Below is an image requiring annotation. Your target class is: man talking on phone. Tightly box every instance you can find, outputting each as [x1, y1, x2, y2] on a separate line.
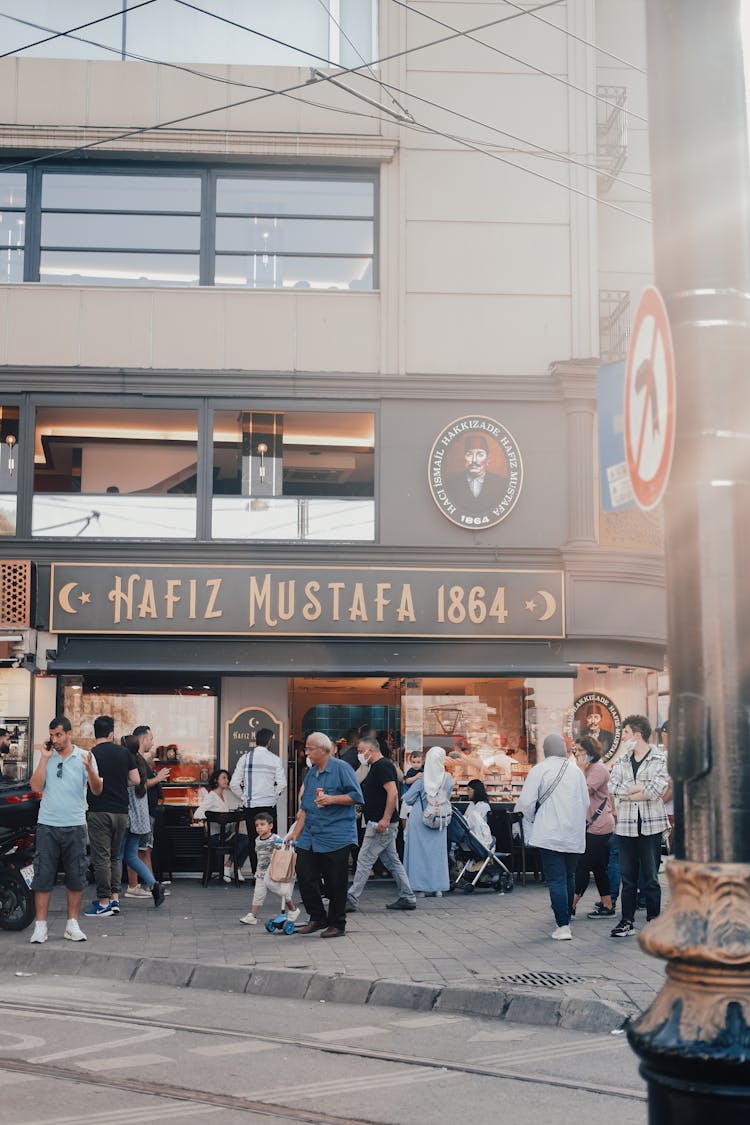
[29, 716, 103, 944]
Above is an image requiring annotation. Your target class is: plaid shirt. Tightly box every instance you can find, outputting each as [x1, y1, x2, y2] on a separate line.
[609, 746, 670, 838]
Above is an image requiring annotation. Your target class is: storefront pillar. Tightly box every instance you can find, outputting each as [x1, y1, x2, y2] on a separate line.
[553, 361, 598, 545]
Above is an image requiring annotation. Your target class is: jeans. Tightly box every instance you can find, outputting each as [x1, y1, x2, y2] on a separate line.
[296, 845, 350, 931]
[539, 848, 578, 928]
[347, 823, 415, 903]
[607, 834, 621, 905]
[618, 833, 662, 922]
[119, 830, 155, 889]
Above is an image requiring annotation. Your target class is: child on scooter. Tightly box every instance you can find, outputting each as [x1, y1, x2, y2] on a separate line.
[239, 812, 299, 927]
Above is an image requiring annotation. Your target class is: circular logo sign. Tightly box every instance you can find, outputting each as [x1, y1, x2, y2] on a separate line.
[567, 692, 622, 764]
[428, 415, 523, 529]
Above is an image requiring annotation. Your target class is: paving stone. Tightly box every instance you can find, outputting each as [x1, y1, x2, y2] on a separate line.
[246, 968, 313, 998]
[369, 980, 440, 1011]
[436, 985, 511, 1019]
[304, 973, 373, 1004]
[190, 964, 252, 993]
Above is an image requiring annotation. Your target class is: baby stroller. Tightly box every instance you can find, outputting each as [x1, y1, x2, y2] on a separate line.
[447, 807, 514, 894]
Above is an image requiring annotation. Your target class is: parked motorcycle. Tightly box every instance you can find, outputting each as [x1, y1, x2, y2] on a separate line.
[0, 784, 39, 932]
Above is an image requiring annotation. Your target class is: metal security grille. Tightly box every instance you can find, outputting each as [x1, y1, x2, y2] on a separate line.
[496, 971, 586, 988]
[0, 560, 31, 628]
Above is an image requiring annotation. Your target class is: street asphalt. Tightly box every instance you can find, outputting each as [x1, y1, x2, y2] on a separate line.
[3, 870, 669, 1033]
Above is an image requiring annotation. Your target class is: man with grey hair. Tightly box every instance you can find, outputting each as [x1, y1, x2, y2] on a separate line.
[514, 733, 588, 941]
[287, 731, 362, 938]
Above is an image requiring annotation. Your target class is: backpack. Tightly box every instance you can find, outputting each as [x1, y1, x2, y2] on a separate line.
[421, 790, 453, 831]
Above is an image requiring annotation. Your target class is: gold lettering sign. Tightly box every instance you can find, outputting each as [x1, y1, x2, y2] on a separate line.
[50, 564, 565, 639]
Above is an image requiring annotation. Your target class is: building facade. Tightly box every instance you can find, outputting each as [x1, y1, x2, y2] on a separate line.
[0, 1, 662, 819]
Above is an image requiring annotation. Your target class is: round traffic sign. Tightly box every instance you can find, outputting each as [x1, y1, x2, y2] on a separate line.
[624, 286, 676, 510]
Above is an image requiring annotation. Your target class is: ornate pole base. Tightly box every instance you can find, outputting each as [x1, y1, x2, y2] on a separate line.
[627, 859, 750, 1124]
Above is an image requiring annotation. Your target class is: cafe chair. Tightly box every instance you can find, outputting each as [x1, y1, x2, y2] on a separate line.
[202, 810, 244, 887]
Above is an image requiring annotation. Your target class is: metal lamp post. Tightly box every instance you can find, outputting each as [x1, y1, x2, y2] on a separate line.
[627, 2, 750, 1119]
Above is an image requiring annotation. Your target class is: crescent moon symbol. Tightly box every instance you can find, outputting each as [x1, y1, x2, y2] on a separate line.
[58, 582, 79, 615]
[537, 590, 557, 622]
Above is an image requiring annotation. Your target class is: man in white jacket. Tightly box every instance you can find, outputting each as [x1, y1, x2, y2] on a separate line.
[230, 728, 287, 877]
[515, 733, 589, 941]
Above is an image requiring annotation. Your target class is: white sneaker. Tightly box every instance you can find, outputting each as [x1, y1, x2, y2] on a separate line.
[551, 925, 573, 941]
[224, 868, 246, 883]
[125, 885, 152, 899]
[285, 907, 301, 923]
[64, 919, 87, 942]
[30, 921, 48, 944]
[239, 912, 258, 925]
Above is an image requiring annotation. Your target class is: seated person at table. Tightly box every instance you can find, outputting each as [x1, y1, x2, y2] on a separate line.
[193, 769, 249, 882]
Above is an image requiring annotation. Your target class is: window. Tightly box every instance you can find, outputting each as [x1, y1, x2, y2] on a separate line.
[0, 175, 25, 283]
[1, 165, 377, 290]
[212, 410, 375, 540]
[32, 406, 199, 538]
[0, 1, 377, 68]
[40, 173, 201, 287]
[0, 406, 20, 535]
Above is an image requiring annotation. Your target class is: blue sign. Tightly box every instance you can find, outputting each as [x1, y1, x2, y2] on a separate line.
[597, 360, 634, 511]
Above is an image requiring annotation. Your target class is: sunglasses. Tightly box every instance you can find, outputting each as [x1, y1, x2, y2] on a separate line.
[56, 760, 64, 779]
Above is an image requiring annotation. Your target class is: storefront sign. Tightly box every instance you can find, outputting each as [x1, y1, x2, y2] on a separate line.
[428, 415, 523, 529]
[50, 563, 564, 639]
[568, 692, 622, 762]
[225, 707, 282, 776]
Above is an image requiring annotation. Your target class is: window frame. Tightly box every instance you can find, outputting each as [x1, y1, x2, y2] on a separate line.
[2, 161, 379, 290]
[14, 393, 379, 544]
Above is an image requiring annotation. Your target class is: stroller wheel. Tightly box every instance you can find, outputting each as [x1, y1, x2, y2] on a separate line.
[462, 883, 475, 894]
[499, 874, 514, 893]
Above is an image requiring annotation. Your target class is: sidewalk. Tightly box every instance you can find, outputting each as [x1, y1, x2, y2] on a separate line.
[4, 874, 669, 1033]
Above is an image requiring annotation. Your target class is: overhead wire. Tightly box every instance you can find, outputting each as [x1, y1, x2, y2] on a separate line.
[0, 0, 157, 61]
[497, 0, 647, 74]
[312, 0, 410, 117]
[389, 0, 648, 125]
[0, 0, 649, 217]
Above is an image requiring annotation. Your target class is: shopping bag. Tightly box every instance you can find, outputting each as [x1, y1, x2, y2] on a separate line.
[268, 845, 297, 883]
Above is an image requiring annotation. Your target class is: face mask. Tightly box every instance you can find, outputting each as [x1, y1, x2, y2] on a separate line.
[305, 756, 312, 769]
[357, 753, 368, 767]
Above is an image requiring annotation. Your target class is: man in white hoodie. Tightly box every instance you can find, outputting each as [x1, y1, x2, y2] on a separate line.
[515, 733, 589, 941]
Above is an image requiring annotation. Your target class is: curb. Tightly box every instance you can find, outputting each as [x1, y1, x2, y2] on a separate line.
[10, 946, 632, 1033]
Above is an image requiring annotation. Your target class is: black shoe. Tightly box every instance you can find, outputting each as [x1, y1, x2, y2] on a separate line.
[587, 903, 615, 918]
[611, 919, 635, 937]
[386, 897, 417, 911]
[320, 926, 345, 939]
[151, 881, 165, 907]
[297, 920, 326, 934]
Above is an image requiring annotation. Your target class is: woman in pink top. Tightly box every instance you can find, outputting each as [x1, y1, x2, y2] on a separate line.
[572, 736, 616, 919]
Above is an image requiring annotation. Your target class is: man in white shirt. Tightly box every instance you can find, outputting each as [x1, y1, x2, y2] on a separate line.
[515, 733, 589, 942]
[230, 727, 286, 876]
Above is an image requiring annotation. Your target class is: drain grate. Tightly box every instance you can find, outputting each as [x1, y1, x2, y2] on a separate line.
[495, 971, 586, 988]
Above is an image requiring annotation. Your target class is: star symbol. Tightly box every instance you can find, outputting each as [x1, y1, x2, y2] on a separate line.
[78, 591, 91, 605]
[524, 599, 537, 613]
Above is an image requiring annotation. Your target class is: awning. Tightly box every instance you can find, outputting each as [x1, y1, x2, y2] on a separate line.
[48, 637, 577, 677]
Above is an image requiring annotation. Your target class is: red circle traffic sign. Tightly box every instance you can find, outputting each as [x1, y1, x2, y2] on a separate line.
[624, 286, 676, 511]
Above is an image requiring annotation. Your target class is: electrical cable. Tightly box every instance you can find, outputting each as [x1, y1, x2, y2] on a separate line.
[0, 0, 157, 61]
[0, 0, 648, 217]
[497, 0, 646, 75]
[389, 0, 648, 125]
[312, 0, 409, 117]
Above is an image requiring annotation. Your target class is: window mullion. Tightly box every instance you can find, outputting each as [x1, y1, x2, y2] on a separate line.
[200, 170, 216, 287]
